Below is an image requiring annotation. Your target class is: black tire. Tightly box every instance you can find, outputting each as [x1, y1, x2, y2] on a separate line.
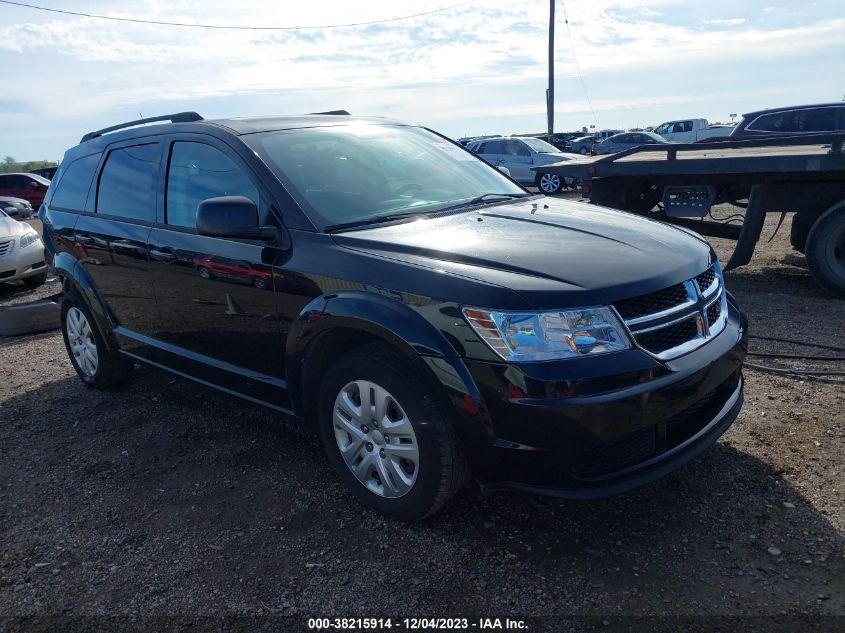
[23, 272, 48, 288]
[578, 147, 588, 155]
[61, 291, 134, 389]
[317, 342, 470, 521]
[805, 201, 845, 298]
[197, 266, 213, 280]
[251, 276, 267, 289]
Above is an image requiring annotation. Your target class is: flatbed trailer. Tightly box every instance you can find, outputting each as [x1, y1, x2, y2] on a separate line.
[534, 133, 845, 296]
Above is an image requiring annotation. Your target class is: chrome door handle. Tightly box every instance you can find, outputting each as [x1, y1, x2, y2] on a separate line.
[149, 249, 176, 262]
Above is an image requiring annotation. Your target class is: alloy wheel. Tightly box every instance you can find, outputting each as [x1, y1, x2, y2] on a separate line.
[539, 173, 561, 193]
[66, 307, 98, 377]
[332, 380, 420, 498]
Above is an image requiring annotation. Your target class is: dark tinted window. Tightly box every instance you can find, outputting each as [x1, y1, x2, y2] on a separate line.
[166, 142, 258, 228]
[749, 111, 792, 132]
[484, 140, 505, 154]
[97, 143, 159, 221]
[0, 174, 28, 189]
[51, 154, 100, 211]
[791, 108, 838, 132]
[504, 140, 530, 156]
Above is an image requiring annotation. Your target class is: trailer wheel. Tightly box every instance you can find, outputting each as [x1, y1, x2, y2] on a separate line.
[805, 200, 845, 298]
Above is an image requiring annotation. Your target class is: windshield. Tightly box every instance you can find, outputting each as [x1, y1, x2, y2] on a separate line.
[521, 137, 560, 154]
[249, 124, 526, 229]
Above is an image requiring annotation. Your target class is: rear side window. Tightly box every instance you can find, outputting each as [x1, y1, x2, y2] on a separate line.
[0, 174, 27, 189]
[484, 140, 505, 154]
[97, 143, 159, 222]
[749, 111, 792, 132]
[166, 142, 259, 228]
[790, 107, 838, 133]
[51, 154, 100, 211]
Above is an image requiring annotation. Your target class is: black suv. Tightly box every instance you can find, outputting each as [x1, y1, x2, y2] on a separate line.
[41, 112, 747, 520]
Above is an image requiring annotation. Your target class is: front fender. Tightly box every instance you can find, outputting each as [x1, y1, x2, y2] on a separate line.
[284, 291, 465, 417]
[287, 290, 461, 362]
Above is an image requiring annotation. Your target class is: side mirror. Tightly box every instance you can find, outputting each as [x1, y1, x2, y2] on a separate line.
[196, 196, 277, 241]
[30, 181, 40, 189]
[496, 165, 511, 176]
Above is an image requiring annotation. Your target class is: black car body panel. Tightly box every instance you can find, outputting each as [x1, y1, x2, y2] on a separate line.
[41, 114, 748, 500]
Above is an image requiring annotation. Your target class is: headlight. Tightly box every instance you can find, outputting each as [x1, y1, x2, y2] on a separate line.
[463, 306, 631, 361]
[20, 231, 41, 249]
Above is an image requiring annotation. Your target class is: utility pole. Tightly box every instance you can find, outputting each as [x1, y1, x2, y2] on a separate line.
[547, 0, 555, 138]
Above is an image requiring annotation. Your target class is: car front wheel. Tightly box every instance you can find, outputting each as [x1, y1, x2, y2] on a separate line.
[317, 342, 469, 521]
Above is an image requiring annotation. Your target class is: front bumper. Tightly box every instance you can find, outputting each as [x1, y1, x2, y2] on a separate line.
[0, 243, 47, 283]
[433, 296, 747, 498]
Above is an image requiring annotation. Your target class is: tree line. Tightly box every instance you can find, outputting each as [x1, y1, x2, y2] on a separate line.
[2, 156, 58, 174]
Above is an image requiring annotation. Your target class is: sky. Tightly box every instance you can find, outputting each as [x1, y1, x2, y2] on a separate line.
[0, 0, 843, 161]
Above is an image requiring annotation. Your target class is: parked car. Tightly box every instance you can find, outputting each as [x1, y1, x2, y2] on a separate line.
[0, 209, 48, 287]
[0, 196, 34, 219]
[0, 172, 50, 208]
[569, 135, 597, 155]
[729, 103, 845, 139]
[653, 119, 733, 143]
[594, 132, 673, 155]
[43, 111, 747, 521]
[467, 136, 578, 193]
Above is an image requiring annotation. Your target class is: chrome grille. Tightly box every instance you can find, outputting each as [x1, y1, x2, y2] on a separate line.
[0, 239, 13, 258]
[614, 283, 689, 320]
[613, 263, 727, 361]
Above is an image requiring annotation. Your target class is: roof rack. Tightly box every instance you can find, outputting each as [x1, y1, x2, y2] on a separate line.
[80, 111, 204, 143]
[308, 110, 350, 115]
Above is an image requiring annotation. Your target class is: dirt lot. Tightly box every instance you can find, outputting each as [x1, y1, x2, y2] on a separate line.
[1, 209, 843, 630]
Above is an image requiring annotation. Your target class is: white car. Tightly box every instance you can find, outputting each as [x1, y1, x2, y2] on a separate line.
[468, 136, 579, 194]
[0, 210, 48, 287]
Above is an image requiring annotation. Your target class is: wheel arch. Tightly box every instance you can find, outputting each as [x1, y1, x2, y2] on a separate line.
[52, 252, 118, 350]
[285, 291, 463, 421]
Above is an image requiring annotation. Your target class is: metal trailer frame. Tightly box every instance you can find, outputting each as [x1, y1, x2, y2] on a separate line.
[534, 132, 845, 294]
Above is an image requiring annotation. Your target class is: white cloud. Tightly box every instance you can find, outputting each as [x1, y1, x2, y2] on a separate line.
[0, 0, 843, 156]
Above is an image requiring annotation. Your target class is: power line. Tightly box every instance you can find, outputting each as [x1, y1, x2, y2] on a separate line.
[559, 0, 599, 128]
[0, 0, 474, 30]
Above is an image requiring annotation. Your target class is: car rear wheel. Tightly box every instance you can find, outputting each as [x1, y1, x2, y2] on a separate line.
[537, 173, 563, 194]
[317, 342, 469, 521]
[578, 147, 588, 155]
[251, 276, 267, 289]
[61, 292, 133, 388]
[197, 266, 213, 280]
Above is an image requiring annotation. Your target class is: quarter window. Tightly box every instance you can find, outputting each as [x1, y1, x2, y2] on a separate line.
[97, 143, 159, 222]
[51, 154, 100, 211]
[166, 142, 258, 228]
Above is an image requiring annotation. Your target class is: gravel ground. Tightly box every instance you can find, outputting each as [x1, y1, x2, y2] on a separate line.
[0, 208, 843, 630]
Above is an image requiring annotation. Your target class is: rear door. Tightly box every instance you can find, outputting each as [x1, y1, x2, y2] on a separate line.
[73, 140, 162, 350]
[146, 135, 287, 407]
[501, 139, 533, 182]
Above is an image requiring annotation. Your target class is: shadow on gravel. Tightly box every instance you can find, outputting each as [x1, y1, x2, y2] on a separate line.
[1, 366, 843, 617]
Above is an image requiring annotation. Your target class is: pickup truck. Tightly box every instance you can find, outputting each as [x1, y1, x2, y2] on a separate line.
[653, 119, 734, 143]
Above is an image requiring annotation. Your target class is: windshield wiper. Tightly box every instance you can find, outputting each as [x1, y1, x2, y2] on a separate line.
[435, 192, 534, 214]
[325, 210, 437, 232]
[325, 194, 533, 232]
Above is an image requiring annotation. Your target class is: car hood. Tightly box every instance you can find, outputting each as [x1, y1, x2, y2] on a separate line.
[0, 216, 30, 237]
[332, 197, 713, 309]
